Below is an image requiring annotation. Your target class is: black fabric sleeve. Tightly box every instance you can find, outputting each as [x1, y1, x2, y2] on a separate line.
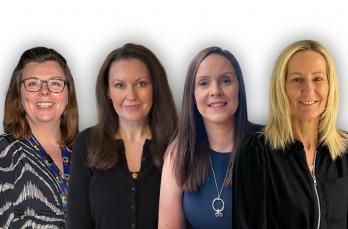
[0, 135, 15, 228]
[232, 134, 267, 229]
[67, 128, 94, 229]
[248, 123, 265, 133]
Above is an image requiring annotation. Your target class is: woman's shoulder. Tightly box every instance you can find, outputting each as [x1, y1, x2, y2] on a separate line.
[0, 133, 24, 163]
[236, 131, 268, 162]
[72, 126, 96, 158]
[248, 122, 265, 133]
[240, 131, 266, 148]
[77, 126, 94, 140]
[73, 126, 95, 147]
[0, 133, 20, 151]
[336, 129, 348, 158]
[163, 138, 178, 161]
[0, 133, 16, 143]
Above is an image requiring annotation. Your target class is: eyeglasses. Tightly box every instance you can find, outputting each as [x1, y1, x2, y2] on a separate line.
[21, 77, 69, 93]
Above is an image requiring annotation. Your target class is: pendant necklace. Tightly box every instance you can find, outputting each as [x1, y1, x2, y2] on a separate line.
[131, 171, 139, 180]
[210, 156, 228, 218]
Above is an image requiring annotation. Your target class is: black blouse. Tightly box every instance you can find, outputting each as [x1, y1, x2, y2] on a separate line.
[67, 128, 161, 229]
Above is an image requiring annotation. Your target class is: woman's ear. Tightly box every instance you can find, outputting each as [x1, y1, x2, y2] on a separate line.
[107, 89, 112, 103]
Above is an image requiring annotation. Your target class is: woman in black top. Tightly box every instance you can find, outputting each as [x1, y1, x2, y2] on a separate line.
[67, 43, 178, 229]
[233, 40, 348, 229]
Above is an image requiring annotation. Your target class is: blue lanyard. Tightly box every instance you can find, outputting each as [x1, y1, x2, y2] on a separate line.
[28, 136, 70, 213]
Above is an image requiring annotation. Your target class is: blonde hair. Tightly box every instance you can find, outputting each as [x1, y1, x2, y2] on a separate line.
[265, 40, 348, 159]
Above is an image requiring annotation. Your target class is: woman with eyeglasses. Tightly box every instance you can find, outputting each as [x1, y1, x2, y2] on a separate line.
[0, 47, 79, 228]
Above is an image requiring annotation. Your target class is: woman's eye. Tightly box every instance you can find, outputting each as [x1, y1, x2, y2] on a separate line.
[198, 80, 208, 88]
[28, 82, 38, 86]
[221, 78, 232, 85]
[291, 78, 303, 83]
[51, 81, 62, 86]
[114, 83, 125, 89]
[314, 76, 324, 82]
[136, 81, 148, 87]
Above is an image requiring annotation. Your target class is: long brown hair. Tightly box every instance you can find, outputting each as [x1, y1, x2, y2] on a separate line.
[88, 43, 178, 170]
[173, 47, 255, 190]
[3, 47, 79, 147]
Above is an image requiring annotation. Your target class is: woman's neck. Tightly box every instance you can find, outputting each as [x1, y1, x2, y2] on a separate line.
[29, 120, 61, 146]
[117, 119, 151, 141]
[292, 118, 319, 153]
[204, 119, 235, 153]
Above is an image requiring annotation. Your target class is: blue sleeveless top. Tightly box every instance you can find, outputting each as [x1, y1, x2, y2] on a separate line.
[183, 150, 232, 229]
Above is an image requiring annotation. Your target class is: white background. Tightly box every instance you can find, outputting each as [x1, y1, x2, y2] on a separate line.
[1, 0, 348, 133]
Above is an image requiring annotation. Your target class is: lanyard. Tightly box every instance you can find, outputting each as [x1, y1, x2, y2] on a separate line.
[28, 136, 70, 213]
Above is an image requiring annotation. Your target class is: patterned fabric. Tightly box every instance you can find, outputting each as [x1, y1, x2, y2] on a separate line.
[0, 134, 70, 229]
[29, 136, 70, 212]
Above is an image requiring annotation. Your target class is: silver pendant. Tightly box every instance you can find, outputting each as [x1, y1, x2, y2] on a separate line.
[212, 197, 224, 218]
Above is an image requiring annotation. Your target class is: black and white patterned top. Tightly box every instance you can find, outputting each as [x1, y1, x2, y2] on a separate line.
[0, 133, 69, 229]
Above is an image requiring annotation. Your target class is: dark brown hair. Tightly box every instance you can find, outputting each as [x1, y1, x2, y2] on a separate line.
[88, 43, 178, 169]
[173, 47, 255, 190]
[3, 47, 79, 147]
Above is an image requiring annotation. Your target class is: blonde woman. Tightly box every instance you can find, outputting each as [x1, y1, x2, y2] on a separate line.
[233, 40, 348, 229]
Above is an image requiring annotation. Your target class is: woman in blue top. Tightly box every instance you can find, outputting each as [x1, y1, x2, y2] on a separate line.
[159, 47, 262, 228]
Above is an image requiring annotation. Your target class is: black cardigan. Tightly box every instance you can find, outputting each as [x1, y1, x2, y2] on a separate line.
[233, 132, 348, 229]
[67, 128, 161, 229]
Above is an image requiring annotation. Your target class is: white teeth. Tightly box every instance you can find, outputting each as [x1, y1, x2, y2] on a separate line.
[36, 102, 54, 108]
[300, 101, 316, 105]
[209, 102, 226, 108]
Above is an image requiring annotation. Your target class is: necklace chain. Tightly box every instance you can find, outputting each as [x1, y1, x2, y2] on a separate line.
[210, 156, 229, 218]
[210, 157, 228, 198]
